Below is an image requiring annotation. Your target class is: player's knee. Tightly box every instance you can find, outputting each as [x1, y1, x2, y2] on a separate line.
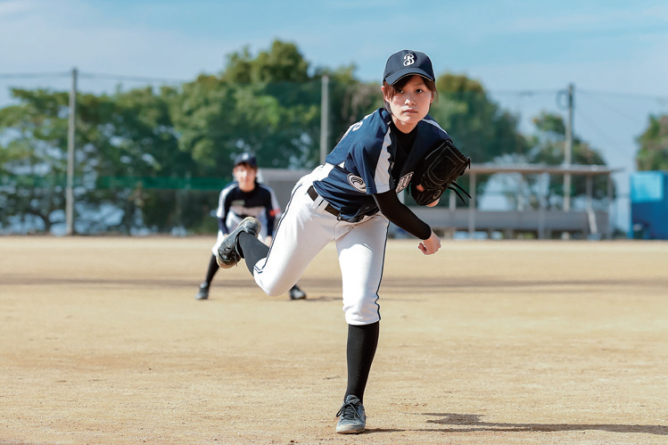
[255, 275, 292, 297]
[343, 298, 380, 325]
[252, 258, 301, 297]
[265, 285, 288, 297]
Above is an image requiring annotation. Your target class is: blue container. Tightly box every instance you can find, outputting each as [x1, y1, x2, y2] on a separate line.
[630, 171, 668, 239]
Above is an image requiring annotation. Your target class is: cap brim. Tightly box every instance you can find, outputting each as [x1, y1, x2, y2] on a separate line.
[385, 68, 434, 85]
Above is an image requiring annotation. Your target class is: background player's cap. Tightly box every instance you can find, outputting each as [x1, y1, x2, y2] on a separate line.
[234, 153, 257, 168]
[383, 50, 435, 85]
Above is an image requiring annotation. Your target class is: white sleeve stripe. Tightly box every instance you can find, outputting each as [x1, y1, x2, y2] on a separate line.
[373, 129, 392, 194]
[215, 184, 236, 218]
[423, 117, 448, 135]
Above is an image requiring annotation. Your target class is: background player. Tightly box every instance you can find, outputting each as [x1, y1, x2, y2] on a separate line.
[215, 50, 452, 434]
[195, 153, 307, 301]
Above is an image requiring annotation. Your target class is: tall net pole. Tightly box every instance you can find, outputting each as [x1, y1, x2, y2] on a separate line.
[563, 83, 574, 212]
[319, 75, 329, 165]
[66, 68, 77, 235]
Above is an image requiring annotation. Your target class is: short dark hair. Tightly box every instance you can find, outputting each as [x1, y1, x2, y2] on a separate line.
[383, 75, 438, 101]
[233, 162, 257, 171]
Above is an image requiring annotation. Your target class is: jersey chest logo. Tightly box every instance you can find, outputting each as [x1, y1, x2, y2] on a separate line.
[347, 174, 367, 193]
[396, 172, 413, 193]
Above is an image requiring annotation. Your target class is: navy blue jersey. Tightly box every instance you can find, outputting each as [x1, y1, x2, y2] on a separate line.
[216, 181, 280, 236]
[313, 107, 451, 221]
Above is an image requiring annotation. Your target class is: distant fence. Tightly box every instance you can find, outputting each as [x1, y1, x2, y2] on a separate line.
[0, 164, 620, 238]
[261, 164, 620, 240]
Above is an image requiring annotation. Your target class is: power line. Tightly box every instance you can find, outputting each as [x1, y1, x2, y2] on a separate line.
[576, 107, 637, 160]
[0, 71, 188, 84]
[0, 72, 70, 79]
[2, 72, 661, 104]
[80, 72, 188, 84]
[489, 89, 560, 96]
[578, 90, 653, 127]
[579, 88, 668, 103]
[1, 72, 667, 102]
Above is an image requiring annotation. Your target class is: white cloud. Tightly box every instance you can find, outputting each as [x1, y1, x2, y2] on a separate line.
[501, 8, 666, 34]
[322, 0, 399, 9]
[0, 0, 37, 17]
[428, 3, 668, 43]
[0, 0, 240, 78]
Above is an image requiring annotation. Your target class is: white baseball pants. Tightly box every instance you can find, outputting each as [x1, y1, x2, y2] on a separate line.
[252, 168, 389, 325]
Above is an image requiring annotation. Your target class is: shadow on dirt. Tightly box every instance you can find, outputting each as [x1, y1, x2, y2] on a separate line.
[415, 413, 668, 435]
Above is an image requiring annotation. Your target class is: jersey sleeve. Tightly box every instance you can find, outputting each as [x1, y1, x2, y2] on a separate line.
[363, 130, 392, 195]
[339, 111, 393, 196]
[216, 185, 234, 234]
[264, 186, 281, 236]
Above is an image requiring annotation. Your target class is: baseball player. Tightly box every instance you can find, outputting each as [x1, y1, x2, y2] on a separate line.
[194, 153, 307, 301]
[216, 50, 462, 434]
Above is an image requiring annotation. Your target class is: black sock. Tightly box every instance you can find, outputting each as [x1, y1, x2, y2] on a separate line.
[238, 232, 270, 276]
[345, 322, 379, 404]
[204, 254, 219, 285]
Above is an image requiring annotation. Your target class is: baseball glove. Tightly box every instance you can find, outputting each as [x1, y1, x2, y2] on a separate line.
[410, 139, 471, 206]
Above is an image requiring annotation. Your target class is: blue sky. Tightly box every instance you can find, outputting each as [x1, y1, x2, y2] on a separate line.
[2, 0, 667, 88]
[1, 0, 667, 230]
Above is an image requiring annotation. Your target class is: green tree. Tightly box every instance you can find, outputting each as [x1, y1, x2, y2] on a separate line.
[430, 73, 529, 163]
[5, 41, 605, 234]
[0, 89, 70, 232]
[173, 40, 322, 172]
[0, 86, 202, 234]
[636, 115, 668, 171]
[83, 85, 200, 233]
[528, 112, 607, 167]
[522, 111, 610, 209]
[312, 64, 384, 152]
[408, 73, 529, 207]
[222, 40, 310, 84]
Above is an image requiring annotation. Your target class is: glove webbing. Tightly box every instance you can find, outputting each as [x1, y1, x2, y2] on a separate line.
[447, 181, 471, 204]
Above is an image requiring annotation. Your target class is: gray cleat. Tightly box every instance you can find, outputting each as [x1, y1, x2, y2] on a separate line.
[195, 282, 209, 300]
[289, 285, 307, 300]
[336, 395, 366, 434]
[216, 217, 261, 269]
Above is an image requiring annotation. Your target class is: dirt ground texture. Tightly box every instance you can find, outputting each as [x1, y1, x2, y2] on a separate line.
[1, 237, 667, 445]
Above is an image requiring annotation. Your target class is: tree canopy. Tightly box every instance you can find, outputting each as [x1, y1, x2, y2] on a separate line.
[636, 115, 668, 171]
[0, 39, 613, 234]
[521, 111, 611, 208]
[431, 73, 529, 163]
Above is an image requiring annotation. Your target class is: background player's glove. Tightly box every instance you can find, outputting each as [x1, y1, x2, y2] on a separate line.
[410, 139, 472, 206]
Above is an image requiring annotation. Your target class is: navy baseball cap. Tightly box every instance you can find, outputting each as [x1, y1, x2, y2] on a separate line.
[234, 153, 257, 167]
[383, 50, 435, 85]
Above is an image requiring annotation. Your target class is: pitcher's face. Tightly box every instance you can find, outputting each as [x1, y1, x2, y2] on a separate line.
[382, 75, 434, 133]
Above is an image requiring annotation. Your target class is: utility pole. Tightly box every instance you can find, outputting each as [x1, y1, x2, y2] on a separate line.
[319, 75, 329, 165]
[65, 67, 77, 235]
[563, 83, 574, 212]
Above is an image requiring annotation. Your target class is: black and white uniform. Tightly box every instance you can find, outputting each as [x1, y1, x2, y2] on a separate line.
[211, 181, 281, 256]
[251, 107, 451, 325]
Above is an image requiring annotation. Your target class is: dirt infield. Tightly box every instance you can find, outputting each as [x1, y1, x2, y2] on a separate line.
[1, 237, 667, 445]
